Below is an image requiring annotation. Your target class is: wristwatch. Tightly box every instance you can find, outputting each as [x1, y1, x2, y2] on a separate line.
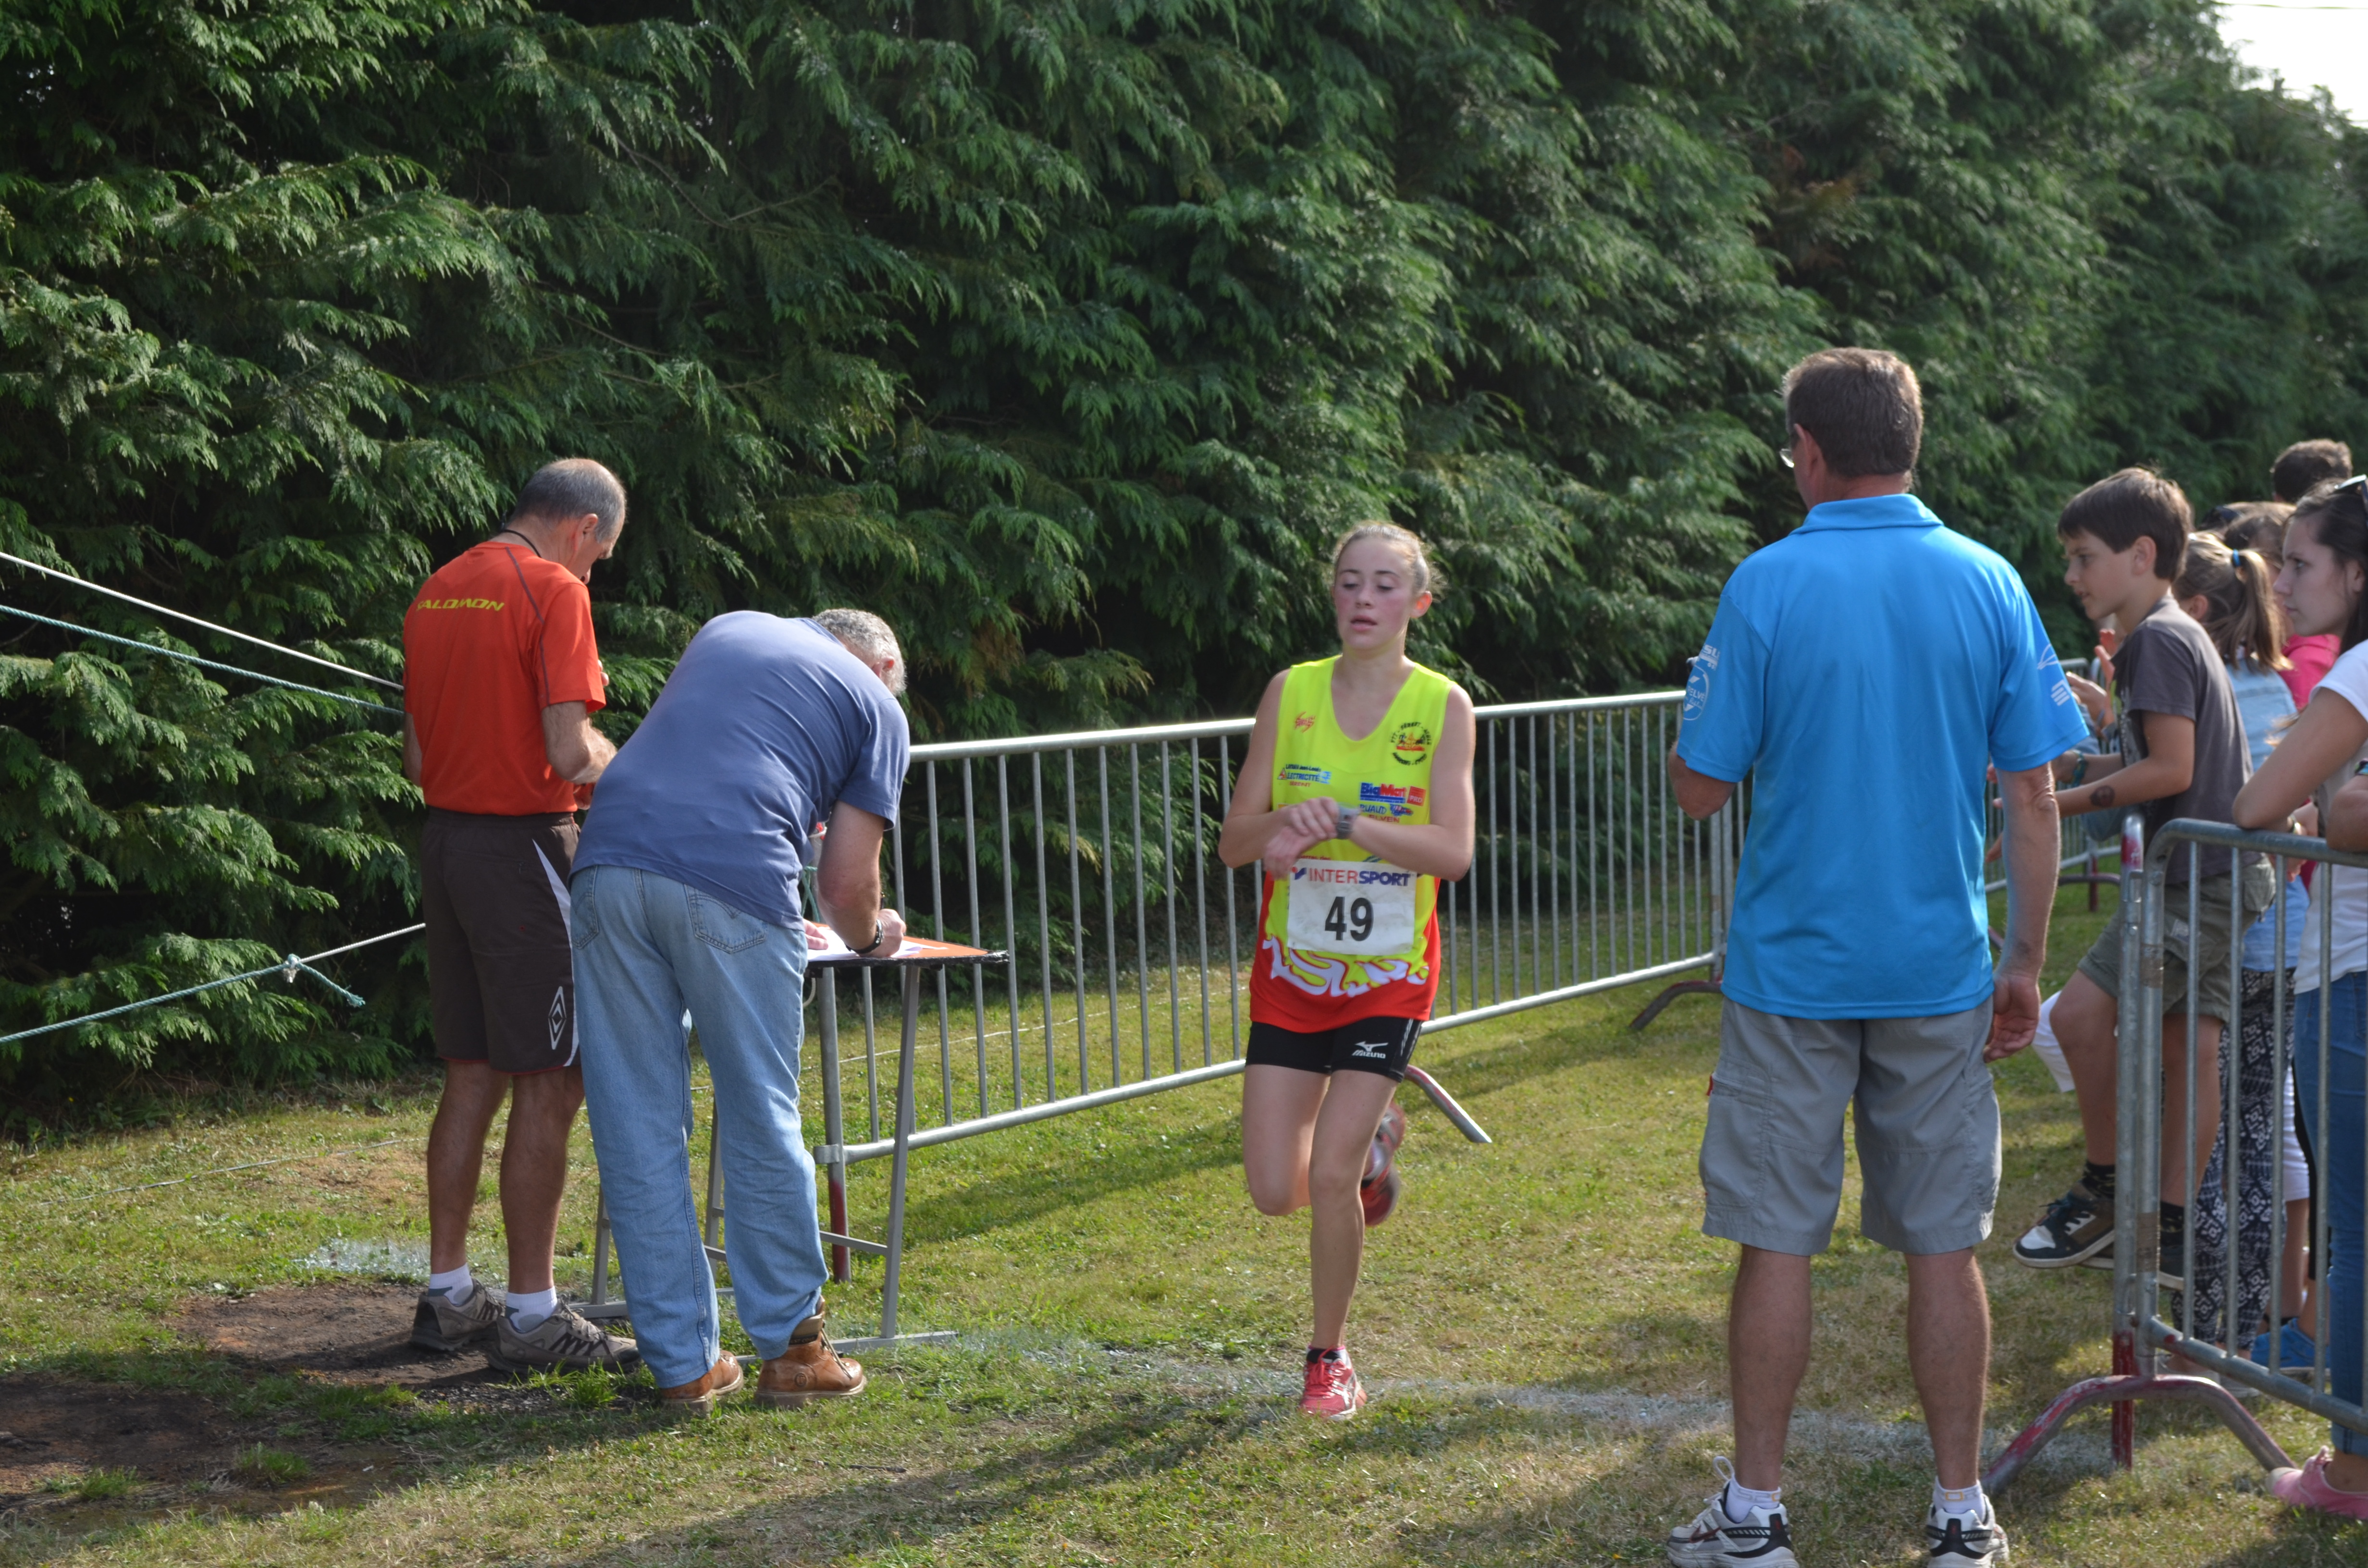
[1334, 803, 1358, 841]
[854, 925, 885, 955]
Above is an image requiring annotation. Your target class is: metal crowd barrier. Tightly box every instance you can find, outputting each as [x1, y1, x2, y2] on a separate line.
[813, 692, 1738, 1188]
[585, 690, 1744, 1317]
[1990, 815, 2367, 1489]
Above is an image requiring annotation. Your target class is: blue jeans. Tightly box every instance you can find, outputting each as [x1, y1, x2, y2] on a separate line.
[572, 866, 826, 1388]
[2294, 972, 2368, 1457]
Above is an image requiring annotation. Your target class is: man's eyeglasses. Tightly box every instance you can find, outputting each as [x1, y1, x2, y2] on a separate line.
[1779, 429, 1798, 470]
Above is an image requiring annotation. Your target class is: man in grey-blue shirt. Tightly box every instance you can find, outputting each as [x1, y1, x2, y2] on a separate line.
[574, 608, 910, 1416]
[1659, 349, 2081, 1568]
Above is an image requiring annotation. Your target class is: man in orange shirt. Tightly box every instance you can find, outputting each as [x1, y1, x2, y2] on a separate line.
[400, 458, 638, 1372]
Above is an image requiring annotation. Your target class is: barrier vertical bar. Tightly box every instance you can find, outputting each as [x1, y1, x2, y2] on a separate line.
[999, 753, 1023, 1109]
[1161, 739, 1181, 1077]
[2112, 812, 2146, 1468]
[927, 763, 953, 1123]
[1586, 713, 1597, 980]
[878, 965, 921, 1342]
[2317, 874, 2333, 1395]
[819, 973, 849, 1283]
[1193, 736, 1211, 1067]
[2224, 860, 2240, 1352]
[962, 758, 987, 1116]
[1100, 747, 1120, 1085]
[1511, 712, 1528, 999]
[1033, 752, 1055, 1100]
[1548, 712, 1563, 992]
[2269, 852, 2290, 1348]
[2179, 846, 2198, 1345]
[1067, 748, 1089, 1091]
[1130, 743, 1151, 1080]
[1489, 714, 1503, 1004]
[1528, 714, 1543, 990]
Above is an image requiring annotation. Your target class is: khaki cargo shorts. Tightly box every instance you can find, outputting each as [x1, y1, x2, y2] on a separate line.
[1701, 998, 1999, 1256]
[2075, 860, 2277, 1023]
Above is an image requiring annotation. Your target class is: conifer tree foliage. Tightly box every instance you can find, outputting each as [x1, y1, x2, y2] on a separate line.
[1, 0, 2363, 1105]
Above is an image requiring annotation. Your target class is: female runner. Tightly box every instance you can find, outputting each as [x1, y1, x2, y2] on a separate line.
[1219, 522, 1476, 1420]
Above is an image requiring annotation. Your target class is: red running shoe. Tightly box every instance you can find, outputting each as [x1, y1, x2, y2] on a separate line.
[1360, 1101, 1406, 1227]
[1300, 1350, 1367, 1421]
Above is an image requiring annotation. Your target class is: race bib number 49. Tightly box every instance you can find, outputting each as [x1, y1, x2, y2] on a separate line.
[1286, 859, 1417, 957]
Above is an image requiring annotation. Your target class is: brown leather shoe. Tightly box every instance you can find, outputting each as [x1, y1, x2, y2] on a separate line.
[756, 1314, 866, 1408]
[656, 1353, 745, 1417]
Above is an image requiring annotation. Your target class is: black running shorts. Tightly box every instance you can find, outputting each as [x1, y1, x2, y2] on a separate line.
[422, 808, 580, 1075]
[1246, 1017, 1421, 1081]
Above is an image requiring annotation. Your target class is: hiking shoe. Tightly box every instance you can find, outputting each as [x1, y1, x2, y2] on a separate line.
[410, 1284, 504, 1351]
[1300, 1350, 1367, 1421]
[2251, 1319, 2318, 1374]
[1666, 1458, 1797, 1567]
[1924, 1499, 2009, 1564]
[755, 1312, 866, 1408]
[2013, 1183, 2114, 1269]
[658, 1353, 745, 1418]
[1361, 1102, 1406, 1228]
[2269, 1449, 2368, 1519]
[487, 1302, 641, 1373]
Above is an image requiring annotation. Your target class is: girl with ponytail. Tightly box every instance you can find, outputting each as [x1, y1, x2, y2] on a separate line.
[2172, 532, 2299, 1364]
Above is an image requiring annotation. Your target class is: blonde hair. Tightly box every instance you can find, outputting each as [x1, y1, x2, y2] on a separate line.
[2176, 532, 2289, 672]
[1331, 522, 1434, 596]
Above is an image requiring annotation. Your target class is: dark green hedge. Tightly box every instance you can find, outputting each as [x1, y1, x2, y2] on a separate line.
[3, 0, 2363, 1106]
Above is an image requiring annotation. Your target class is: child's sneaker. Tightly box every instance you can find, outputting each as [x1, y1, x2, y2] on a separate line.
[1665, 1459, 1798, 1567]
[2012, 1181, 2114, 1268]
[1300, 1348, 1367, 1421]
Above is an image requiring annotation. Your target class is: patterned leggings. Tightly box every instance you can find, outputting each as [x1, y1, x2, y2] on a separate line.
[2182, 968, 2288, 1344]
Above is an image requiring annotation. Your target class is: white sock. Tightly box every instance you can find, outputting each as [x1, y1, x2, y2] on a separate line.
[428, 1265, 475, 1301]
[1724, 1478, 1782, 1522]
[506, 1286, 559, 1331]
[1934, 1480, 1987, 1519]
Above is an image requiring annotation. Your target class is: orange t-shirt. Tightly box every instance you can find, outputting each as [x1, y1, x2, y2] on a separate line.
[403, 541, 606, 815]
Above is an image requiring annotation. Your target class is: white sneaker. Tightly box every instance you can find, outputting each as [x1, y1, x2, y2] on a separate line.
[1666, 1458, 1799, 1567]
[1924, 1498, 2009, 1564]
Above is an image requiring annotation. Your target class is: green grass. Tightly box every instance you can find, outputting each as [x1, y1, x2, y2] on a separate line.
[3, 882, 2364, 1564]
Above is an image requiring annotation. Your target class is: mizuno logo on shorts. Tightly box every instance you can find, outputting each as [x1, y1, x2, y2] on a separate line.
[1351, 1042, 1386, 1058]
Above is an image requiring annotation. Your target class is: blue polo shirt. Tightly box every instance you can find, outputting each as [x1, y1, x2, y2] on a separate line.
[575, 614, 909, 929]
[1675, 493, 2085, 1019]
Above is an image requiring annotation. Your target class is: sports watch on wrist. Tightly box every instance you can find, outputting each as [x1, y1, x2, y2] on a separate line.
[1334, 803, 1358, 842]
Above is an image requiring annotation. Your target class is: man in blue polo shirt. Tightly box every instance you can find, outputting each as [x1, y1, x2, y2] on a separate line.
[1658, 349, 2085, 1568]
[572, 608, 912, 1417]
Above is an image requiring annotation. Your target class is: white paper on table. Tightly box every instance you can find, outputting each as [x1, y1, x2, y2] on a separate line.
[804, 921, 854, 959]
[2028, 990, 2075, 1093]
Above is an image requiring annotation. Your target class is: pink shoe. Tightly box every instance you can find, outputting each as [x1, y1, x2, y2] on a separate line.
[1300, 1350, 1367, 1421]
[2269, 1450, 2368, 1520]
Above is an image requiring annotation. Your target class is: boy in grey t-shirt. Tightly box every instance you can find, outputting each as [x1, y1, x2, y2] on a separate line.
[2015, 469, 2274, 1281]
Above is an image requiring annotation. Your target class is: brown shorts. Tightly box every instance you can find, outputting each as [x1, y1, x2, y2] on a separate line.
[422, 809, 579, 1075]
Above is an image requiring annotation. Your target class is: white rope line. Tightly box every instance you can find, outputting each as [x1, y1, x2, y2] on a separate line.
[0, 602, 406, 718]
[0, 922, 426, 1047]
[0, 550, 405, 692]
